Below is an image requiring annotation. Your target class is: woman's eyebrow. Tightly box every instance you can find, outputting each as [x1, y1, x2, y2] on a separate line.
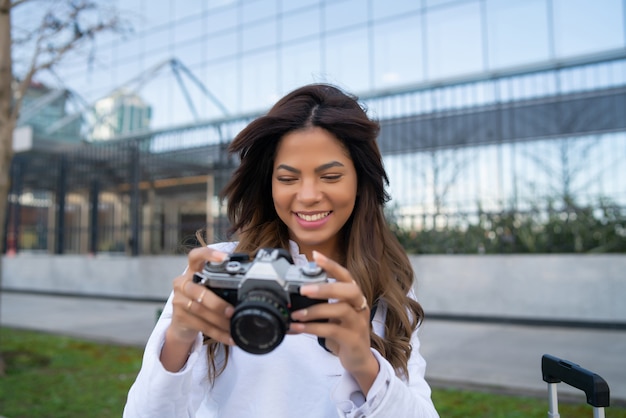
[275, 161, 345, 174]
[275, 164, 300, 173]
[315, 161, 344, 173]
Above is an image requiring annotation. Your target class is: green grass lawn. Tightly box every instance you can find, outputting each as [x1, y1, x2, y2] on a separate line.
[0, 327, 624, 417]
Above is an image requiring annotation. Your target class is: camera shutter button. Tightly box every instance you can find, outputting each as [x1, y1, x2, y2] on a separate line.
[225, 261, 242, 273]
[301, 262, 322, 277]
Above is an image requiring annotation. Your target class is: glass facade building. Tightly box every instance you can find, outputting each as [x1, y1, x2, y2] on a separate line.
[7, 0, 626, 254]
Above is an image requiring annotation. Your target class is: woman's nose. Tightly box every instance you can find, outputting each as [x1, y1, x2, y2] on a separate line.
[297, 179, 321, 203]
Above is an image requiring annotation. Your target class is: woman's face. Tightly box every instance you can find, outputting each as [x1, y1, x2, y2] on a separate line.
[272, 126, 357, 260]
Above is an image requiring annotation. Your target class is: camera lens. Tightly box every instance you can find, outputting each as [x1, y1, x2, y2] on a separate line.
[230, 289, 290, 354]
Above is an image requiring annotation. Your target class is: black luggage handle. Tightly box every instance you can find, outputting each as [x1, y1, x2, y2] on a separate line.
[541, 354, 610, 408]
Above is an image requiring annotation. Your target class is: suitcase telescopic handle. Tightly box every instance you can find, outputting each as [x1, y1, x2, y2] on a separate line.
[541, 354, 610, 408]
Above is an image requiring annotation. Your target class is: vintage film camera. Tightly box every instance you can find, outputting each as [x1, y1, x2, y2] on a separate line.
[193, 248, 328, 354]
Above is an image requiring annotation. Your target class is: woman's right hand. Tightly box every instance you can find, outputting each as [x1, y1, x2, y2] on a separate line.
[161, 247, 236, 371]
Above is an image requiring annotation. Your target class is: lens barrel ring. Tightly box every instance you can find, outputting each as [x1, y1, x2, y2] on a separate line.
[231, 289, 290, 354]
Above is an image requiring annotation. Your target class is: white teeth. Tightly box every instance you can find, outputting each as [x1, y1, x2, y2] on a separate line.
[297, 212, 330, 222]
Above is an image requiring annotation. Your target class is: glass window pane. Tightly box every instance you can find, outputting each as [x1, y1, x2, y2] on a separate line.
[206, 4, 238, 34]
[242, 20, 277, 53]
[117, 0, 145, 30]
[174, 14, 206, 45]
[207, 0, 238, 11]
[241, 50, 279, 113]
[138, 48, 171, 78]
[486, 0, 550, 69]
[116, 34, 144, 62]
[140, 0, 175, 29]
[172, 1, 206, 22]
[373, 15, 424, 89]
[282, 0, 319, 14]
[281, 39, 322, 93]
[281, 7, 321, 43]
[139, 73, 176, 128]
[426, 1, 484, 80]
[205, 58, 240, 115]
[372, 0, 421, 20]
[426, 0, 459, 7]
[176, 39, 206, 68]
[206, 31, 238, 62]
[242, 0, 278, 24]
[553, 0, 625, 58]
[324, 28, 371, 93]
[143, 26, 173, 58]
[325, 0, 368, 32]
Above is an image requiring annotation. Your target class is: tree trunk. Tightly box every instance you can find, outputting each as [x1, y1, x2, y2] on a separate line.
[0, 123, 10, 375]
[0, 122, 13, 255]
[0, 0, 15, 377]
[1, 0, 14, 251]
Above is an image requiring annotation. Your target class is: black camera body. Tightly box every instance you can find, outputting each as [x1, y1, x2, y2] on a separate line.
[193, 248, 327, 354]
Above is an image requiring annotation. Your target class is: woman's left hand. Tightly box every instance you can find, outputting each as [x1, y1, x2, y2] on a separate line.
[290, 251, 379, 395]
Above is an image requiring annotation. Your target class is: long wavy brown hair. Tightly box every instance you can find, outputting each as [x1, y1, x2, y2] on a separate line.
[201, 83, 424, 382]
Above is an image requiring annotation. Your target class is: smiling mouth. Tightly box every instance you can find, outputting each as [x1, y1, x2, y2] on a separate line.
[296, 211, 331, 222]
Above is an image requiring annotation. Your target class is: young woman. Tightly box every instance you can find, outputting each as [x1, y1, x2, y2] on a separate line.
[124, 84, 439, 417]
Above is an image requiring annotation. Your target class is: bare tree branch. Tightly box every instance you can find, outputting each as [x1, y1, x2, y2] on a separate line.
[9, 0, 31, 8]
[11, 0, 130, 121]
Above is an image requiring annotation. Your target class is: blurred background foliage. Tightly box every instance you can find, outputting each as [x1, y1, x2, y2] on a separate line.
[387, 197, 626, 254]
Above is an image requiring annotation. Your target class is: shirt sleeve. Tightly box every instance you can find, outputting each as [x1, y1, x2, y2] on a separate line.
[124, 242, 237, 418]
[331, 325, 439, 417]
[123, 293, 207, 418]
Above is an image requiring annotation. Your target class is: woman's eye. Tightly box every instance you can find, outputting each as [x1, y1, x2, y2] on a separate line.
[277, 177, 297, 183]
[322, 174, 342, 181]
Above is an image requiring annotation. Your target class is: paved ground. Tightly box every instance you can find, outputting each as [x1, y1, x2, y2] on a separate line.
[418, 318, 626, 404]
[2, 291, 625, 406]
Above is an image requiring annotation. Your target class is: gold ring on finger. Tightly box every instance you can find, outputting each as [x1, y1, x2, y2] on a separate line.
[355, 295, 368, 312]
[186, 299, 193, 311]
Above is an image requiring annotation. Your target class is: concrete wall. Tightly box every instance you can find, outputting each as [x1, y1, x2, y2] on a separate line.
[410, 254, 626, 324]
[1, 254, 184, 300]
[3, 253, 625, 324]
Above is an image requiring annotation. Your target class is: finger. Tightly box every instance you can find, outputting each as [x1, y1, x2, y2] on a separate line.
[300, 280, 364, 309]
[171, 305, 234, 346]
[177, 281, 234, 321]
[172, 294, 233, 339]
[193, 283, 234, 312]
[353, 295, 368, 313]
[311, 251, 370, 312]
[312, 251, 353, 283]
[291, 301, 368, 325]
[289, 315, 367, 352]
[173, 273, 189, 293]
[187, 246, 228, 273]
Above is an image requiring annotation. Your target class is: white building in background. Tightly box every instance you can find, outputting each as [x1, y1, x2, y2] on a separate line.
[91, 90, 152, 141]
